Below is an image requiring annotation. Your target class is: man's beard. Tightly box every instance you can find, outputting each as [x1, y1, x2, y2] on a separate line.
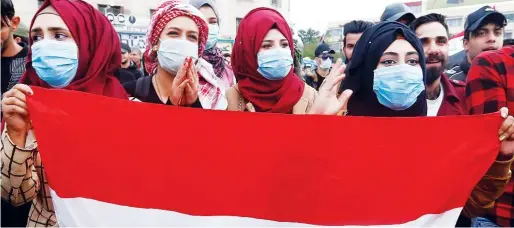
[425, 53, 447, 85]
[1, 39, 9, 54]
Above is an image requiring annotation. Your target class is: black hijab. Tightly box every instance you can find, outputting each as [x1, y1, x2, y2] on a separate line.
[341, 22, 427, 117]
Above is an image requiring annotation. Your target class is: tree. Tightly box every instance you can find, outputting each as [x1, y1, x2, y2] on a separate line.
[298, 28, 320, 44]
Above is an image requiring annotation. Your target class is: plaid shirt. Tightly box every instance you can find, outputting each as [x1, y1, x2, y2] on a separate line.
[1, 130, 57, 227]
[466, 45, 514, 227]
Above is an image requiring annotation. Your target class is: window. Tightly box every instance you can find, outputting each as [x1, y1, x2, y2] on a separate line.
[37, 0, 45, 7]
[505, 31, 513, 39]
[447, 0, 463, 4]
[271, 0, 281, 8]
[505, 13, 514, 23]
[446, 17, 463, 27]
[409, 5, 422, 14]
[97, 4, 124, 16]
[236, 18, 242, 32]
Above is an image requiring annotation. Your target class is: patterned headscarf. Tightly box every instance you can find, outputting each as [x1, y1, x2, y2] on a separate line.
[144, 0, 208, 74]
[144, 0, 225, 110]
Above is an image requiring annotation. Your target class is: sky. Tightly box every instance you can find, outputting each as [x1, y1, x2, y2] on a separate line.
[290, 0, 412, 32]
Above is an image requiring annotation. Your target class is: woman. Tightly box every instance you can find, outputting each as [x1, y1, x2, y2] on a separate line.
[1, 0, 127, 226]
[226, 8, 317, 113]
[336, 22, 514, 224]
[341, 22, 427, 117]
[124, 0, 226, 110]
[190, 0, 236, 91]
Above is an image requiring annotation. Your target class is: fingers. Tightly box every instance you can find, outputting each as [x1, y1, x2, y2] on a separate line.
[499, 115, 514, 141]
[3, 88, 27, 104]
[2, 97, 27, 110]
[338, 89, 353, 111]
[175, 57, 189, 84]
[3, 104, 29, 117]
[501, 107, 509, 118]
[246, 103, 256, 112]
[12, 84, 33, 96]
[499, 115, 514, 136]
[326, 73, 346, 93]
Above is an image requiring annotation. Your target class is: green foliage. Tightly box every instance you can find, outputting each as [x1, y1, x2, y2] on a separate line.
[298, 28, 320, 44]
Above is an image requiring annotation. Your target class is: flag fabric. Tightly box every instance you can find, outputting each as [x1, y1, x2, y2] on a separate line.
[27, 86, 502, 227]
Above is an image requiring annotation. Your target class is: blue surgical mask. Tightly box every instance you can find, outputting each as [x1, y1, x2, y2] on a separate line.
[206, 24, 219, 50]
[320, 58, 332, 70]
[31, 39, 78, 88]
[257, 48, 293, 81]
[157, 38, 198, 74]
[372, 64, 425, 111]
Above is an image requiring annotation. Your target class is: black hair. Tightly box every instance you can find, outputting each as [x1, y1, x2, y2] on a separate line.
[410, 13, 449, 35]
[343, 20, 374, 46]
[1, 0, 15, 26]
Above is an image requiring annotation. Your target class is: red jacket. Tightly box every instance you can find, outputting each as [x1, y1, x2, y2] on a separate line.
[437, 73, 466, 116]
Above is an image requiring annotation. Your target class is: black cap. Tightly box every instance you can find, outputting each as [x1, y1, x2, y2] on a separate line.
[464, 6, 507, 33]
[121, 43, 131, 53]
[314, 43, 335, 57]
[380, 3, 415, 23]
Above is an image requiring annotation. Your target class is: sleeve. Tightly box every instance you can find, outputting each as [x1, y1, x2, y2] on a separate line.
[1, 129, 39, 206]
[462, 156, 514, 218]
[465, 55, 506, 115]
[122, 80, 137, 98]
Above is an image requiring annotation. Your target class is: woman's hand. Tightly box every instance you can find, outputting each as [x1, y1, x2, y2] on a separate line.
[171, 57, 197, 106]
[309, 59, 353, 115]
[2, 84, 33, 146]
[499, 107, 514, 157]
[183, 57, 199, 106]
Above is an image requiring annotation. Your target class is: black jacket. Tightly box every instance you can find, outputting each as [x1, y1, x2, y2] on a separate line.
[115, 61, 143, 84]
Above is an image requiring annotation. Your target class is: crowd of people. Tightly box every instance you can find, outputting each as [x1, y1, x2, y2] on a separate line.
[1, 0, 514, 227]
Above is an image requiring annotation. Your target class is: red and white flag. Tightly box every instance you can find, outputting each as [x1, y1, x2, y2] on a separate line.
[27, 87, 502, 227]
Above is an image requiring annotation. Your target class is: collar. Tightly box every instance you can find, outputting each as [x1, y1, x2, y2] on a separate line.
[439, 73, 460, 103]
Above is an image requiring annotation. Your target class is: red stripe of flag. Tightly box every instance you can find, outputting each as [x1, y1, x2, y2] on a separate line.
[27, 86, 502, 226]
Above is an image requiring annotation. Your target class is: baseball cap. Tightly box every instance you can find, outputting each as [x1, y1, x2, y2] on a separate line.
[314, 43, 335, 57]
[464, 6, 507, 33]
[121, 43, 131, 53]
[380, 3, 416, 24]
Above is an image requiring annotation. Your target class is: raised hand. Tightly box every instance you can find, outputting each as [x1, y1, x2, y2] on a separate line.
[309, 59, 353, 115]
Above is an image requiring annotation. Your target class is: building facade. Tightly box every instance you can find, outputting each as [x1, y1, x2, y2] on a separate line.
[13, 0, 290, 51]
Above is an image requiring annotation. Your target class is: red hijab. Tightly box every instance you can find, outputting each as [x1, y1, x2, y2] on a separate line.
[20, 0, 128, 99]
[232, 8, 305, 113]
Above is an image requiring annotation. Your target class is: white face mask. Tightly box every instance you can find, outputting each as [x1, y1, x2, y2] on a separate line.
[157, 38, 199, 74]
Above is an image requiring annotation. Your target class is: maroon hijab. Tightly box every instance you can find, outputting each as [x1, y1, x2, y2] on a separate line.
[232, 8, 304, 113]
[21, 0, 128, 99]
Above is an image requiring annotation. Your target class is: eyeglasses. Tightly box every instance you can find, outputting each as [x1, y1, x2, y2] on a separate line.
[320, 54, 334, 61]
[121, 49, 128, 54]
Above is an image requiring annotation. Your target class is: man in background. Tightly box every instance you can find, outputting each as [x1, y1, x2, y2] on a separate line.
[305, 43, 335, 91]
[117, 43, 143, 84]
[448, 6, 507, 82]
[342, 20, 374, 64]
[380, 3, 416, 25]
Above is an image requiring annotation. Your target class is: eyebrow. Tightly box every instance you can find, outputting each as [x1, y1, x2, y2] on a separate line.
[406, 51, 419, 56]
[31, 27, 69, 33]
[382, 52, 399, 56]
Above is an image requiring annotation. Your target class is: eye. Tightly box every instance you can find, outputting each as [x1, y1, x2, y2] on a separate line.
[421, 39, 429, 46]
[406, 58, 419, 66]
[478, 31, 486, 36]
[55, 32, 68, 41]
[437, 39, 447, 45]
[280, 41, 289, 48]
[188, 34, 198, 42]
[495, 30, 503, 36]
[380, 59, 396, 65]
[261, 43, 272, 49]
[31, 34, 43, 42]
[167, 31, 179, 37]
